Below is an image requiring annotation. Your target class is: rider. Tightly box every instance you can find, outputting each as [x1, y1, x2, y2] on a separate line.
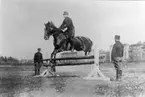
[59, 11, 75, 51]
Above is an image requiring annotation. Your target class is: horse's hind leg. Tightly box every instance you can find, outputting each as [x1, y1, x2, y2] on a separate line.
[87, 49, 91, 55]
[85, 49, 91, 56]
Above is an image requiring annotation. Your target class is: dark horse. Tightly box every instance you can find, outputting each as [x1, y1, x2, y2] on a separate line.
[44, 21, 93, 72]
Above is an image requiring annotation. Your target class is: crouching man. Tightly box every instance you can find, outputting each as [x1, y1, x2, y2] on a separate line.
[111, 35, 124, 81]
[34, 48, 43, 75]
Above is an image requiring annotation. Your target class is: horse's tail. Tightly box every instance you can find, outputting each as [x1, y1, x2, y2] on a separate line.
[86, 37, 93, 54]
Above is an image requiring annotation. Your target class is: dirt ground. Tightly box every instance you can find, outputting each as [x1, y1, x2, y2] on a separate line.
[0, 62, 145, 97]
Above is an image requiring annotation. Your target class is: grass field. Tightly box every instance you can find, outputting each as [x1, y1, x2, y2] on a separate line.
[0, 62, 145, 97]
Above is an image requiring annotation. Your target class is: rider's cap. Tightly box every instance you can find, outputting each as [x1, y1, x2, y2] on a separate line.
[38, 48, 41, 50]
[115, 35, 120, 40]
[63, 11, 68, 15]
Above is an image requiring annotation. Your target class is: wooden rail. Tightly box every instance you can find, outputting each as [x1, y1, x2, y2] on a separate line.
[43, 61, 95, 67]
[43, 55, 94, 61]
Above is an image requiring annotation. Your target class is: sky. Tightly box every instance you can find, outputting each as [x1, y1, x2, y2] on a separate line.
[1, 0, 145, 59]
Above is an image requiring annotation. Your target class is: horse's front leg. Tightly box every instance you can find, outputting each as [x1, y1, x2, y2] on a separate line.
[51, 50, 55, 59]
[50, 50, 57, 72]
[50, 48, 64, 73]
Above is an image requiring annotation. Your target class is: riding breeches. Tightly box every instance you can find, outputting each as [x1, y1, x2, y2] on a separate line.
[113, 57, 123, 80]
[113, 57, 123, 70]
[64, 28, 75, 38]
[65, 29, 75, 49]
[34, 62, 42, 75]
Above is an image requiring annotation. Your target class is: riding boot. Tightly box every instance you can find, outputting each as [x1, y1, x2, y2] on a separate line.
[118, 70, 122, 81]
[66, 40, 69, 50]
[70, 41, 74, 52]
[38, 69, 40, 75]
[116, 69, 119, 81]
[35, 69, 37, 75]
[36, 68, 38, 75]
[120, 70, 122, 77]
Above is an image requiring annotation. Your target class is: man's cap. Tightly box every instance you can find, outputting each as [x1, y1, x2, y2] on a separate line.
[63, 11, 68, 15]
[38, 48, 41, 50]
[115, 35, 120, 40]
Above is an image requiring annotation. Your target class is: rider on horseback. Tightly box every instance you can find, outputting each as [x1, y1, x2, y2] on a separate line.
[59, 11, 75, 51]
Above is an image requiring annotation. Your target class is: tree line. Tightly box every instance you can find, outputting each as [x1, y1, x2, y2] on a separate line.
[0, 56, 19, 63]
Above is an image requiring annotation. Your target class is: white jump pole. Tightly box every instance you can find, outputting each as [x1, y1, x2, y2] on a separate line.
[83, 46, 110, 81]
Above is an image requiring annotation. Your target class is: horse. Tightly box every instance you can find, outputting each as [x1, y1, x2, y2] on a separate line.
[44, 21, 93, 72]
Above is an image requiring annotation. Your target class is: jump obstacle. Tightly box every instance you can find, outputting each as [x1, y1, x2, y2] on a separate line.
[38, 48, 110, 81]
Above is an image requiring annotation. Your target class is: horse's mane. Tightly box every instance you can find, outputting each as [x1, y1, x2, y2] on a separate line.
[50, 22, 64, 35]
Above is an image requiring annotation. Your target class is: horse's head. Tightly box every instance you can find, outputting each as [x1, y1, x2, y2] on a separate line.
[44, 21, 55, 40]
[44, 21, 66, 48]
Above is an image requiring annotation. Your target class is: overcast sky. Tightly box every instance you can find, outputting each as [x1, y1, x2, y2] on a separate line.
[1, 0, 145, 59]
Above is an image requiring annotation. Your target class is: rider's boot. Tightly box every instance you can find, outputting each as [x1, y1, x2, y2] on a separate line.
[70, 38, 74, 52]
[116, 69, 119, 81]
[118, 70, 122, 81]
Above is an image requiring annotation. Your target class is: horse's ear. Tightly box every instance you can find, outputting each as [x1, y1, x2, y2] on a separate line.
[50, 21, 52, 24]
[50, 21, 54, 25]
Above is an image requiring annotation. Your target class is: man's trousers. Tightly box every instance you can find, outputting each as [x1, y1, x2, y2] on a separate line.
[34, 63, 41, 75]
[113, 57, 123, 80]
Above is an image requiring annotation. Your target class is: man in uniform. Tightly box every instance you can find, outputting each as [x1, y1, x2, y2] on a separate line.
[59, 11, 75, 51]
[111, 35, 124, 81]
[34, 48, 43, 75]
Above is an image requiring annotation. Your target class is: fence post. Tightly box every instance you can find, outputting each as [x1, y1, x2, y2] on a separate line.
[83, 47, 110, 81]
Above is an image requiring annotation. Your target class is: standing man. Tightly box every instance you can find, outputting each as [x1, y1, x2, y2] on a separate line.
[59, 11, 75, 51]
[34, 48, 43, 75]
[111, 35, 124, 81]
